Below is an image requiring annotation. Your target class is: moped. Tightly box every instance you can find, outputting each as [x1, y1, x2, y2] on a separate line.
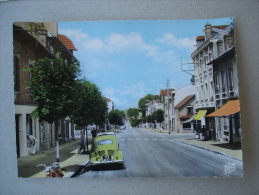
[36, 162, 64, 177]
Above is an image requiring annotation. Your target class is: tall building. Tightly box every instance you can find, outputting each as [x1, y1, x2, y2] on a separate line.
[190, 23, 240, 143]
[14, 22, 77, 157]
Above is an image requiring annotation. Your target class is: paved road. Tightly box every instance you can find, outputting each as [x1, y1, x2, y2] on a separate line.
[78, 127, 243, 178]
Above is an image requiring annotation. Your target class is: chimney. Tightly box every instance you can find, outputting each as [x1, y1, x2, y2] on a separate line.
[203, 24, 212, 40]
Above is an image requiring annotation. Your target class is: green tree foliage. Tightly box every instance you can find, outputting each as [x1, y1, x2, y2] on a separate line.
[70, 79, 107, 128]
[129, 118, 139, 127]
[108, 109, 124, 126]
[138, 94, 160, 117]
[24, 54, 80, 123]
[155, 109, 164, 123]
[126, 108, 139, 118]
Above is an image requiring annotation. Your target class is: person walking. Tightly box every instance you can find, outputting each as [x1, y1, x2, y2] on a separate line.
[27, 135, 37, 155]
[201, 125, 207, 140]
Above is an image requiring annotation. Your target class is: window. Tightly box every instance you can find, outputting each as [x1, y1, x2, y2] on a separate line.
[214, 72, 219, 94]
[183, 123, 191, 129]
[221, 70, 226, 92]
[187, 106, 193, 115]
[98, 139, 113, 145]
[228, 67, 234, 91]
[13, 56, 20, 92]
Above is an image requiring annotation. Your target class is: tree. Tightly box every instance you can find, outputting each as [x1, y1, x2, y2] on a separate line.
[138, 94, 160, 117]
[70, 79, 107, 128]
[155, 109, 164, 124]
[24, 54, 80, 161]
[108, 109, 125, 127]
[70, 79, 107, 152]
[25, 54, 80, 123]
[126, 108, 139, 118]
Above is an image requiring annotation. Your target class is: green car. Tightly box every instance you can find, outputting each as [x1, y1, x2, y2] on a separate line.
[90, 135, 124, 168]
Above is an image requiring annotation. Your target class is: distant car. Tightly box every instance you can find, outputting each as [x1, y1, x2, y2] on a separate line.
[120, 126, 126, 130]
[90, 135, 124, 168]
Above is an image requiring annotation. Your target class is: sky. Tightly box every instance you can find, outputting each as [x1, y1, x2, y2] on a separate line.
[58, 18, 233, 110]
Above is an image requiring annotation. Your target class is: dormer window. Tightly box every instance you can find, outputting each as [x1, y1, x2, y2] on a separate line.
[187, 105, 193, 115]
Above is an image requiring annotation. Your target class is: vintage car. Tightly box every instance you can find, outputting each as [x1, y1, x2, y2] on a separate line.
[90, 135, 124, 168]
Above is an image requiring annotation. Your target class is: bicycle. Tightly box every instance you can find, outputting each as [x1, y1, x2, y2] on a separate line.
[36, 162, 64, 177]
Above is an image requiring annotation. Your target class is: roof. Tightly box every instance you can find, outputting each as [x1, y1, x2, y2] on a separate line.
[212, 25, 229, 29]
[175, 95, 195, 109]
[102, 97, 111, 102]
[196, 36, 205, 40]
[207, 46, 235, 65]
[57, 34, 77, 51]
[160, 89, 175, 96]
[206, 99, 240, 117]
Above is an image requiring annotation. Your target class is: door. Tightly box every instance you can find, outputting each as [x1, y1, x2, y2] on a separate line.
[15, 115, 20, 157]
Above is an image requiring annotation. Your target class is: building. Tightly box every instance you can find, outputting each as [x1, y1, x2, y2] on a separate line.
[145, 99, 164, 129]
[175, 95, 195, 133]
[205, 23, 240, 143]
[190, 23, 240, 142]
[14, 22, 77, 157]
[160, 89, 175, 133]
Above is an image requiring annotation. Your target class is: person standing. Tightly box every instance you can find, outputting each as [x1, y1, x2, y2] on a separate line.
[201, 125, 207, 140]
[27, 135, 37, 155]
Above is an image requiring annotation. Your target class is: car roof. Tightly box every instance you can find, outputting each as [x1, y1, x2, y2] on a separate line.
[94, 135, 117, 141]
[97, 132, 115, 136]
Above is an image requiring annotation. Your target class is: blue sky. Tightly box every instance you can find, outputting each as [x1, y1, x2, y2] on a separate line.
[58, 18, 233, 110]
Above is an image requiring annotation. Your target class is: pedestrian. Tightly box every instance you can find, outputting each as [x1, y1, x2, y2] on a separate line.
[27, 135, 37, 155]
[201, 125, 207, 140]
[91, 129, 97, 138]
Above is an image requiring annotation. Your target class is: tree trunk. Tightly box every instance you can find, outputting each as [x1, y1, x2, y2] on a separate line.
[55, 120, 60, 162]
[85, 125, 89, 152]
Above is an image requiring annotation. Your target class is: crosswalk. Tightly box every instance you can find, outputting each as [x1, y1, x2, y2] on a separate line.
[119, 138, 175, 141]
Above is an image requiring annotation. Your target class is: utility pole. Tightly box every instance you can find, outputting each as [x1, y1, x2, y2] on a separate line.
[166, 79, 170, 134]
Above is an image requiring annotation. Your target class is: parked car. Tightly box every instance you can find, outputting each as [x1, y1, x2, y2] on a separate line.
[120, 126, 126, 130]
[90, 135, 124, 168]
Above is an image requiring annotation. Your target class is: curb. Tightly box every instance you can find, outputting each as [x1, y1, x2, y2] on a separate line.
[175, 139, 242, 161]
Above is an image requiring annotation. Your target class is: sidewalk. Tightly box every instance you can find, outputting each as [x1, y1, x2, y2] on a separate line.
[177, 138, 242, 160]
[144, 128, 242, 160]
[17, 139, 91, 178]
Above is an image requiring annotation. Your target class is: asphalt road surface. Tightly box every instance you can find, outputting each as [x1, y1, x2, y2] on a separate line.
[78, 127, 243, 178]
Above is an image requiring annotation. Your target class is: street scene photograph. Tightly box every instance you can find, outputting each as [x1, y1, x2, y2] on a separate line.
[14, 18, 243, 178]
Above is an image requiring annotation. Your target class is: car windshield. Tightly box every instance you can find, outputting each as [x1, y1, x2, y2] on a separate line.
[97, 139, 113, 145]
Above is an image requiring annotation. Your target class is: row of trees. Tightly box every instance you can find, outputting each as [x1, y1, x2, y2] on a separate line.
[127, 108, 164, 128]
[138, 94, 160, 117]
[25, 55, 108, 159]
[127, 94, 165, 128]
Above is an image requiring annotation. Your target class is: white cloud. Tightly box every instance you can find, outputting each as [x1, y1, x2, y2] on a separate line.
[58, 28, 88, 42]
[102, 82, 147, 110]
[156, 33, 196, 51]
[83, 38, 106, 50]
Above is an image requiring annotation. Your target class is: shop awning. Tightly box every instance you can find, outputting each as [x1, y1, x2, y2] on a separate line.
[206, 99, 240, 117]
[181, 115, 196, 124]
[193, 110, 207, 120]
